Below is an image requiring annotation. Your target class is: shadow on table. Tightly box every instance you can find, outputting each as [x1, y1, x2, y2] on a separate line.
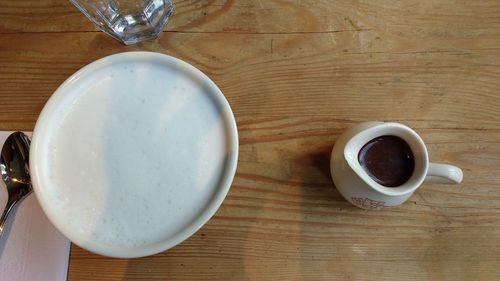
[294, 141, 350, 278]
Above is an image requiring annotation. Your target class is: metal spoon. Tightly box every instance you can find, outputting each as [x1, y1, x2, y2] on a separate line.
[0, 132, 32, 237]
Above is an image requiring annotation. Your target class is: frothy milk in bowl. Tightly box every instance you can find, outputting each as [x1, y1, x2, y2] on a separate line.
[30, 52, 238, 258]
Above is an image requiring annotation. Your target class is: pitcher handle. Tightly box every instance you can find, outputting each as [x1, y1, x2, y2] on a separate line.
[425, 163, 463, 184]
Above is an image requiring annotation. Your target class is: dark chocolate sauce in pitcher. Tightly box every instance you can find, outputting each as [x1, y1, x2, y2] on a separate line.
[358, 135, 415, 187]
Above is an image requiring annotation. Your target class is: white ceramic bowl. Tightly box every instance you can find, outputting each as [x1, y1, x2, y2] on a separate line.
[30, 52, 238, 258]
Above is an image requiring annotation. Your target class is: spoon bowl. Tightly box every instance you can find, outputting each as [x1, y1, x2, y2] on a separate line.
[0, 132, 32, 237]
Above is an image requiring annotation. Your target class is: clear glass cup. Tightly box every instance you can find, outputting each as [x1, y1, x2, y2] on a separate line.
[70, 0, 175, 45]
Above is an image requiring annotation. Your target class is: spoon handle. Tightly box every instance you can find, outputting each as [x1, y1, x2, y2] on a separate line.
[0, 195, 20, 237]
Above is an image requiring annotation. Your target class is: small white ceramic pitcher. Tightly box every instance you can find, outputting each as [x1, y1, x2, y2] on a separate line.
[330, 122, 463, 210]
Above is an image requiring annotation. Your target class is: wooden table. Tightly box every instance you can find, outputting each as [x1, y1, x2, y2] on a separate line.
[1, 1, 500, 280]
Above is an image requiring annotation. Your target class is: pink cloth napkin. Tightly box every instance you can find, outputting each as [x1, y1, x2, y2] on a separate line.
[0, 131, 70, 281]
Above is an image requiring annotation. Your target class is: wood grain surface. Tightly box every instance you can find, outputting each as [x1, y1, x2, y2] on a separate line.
[1, 0, 500, 280]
